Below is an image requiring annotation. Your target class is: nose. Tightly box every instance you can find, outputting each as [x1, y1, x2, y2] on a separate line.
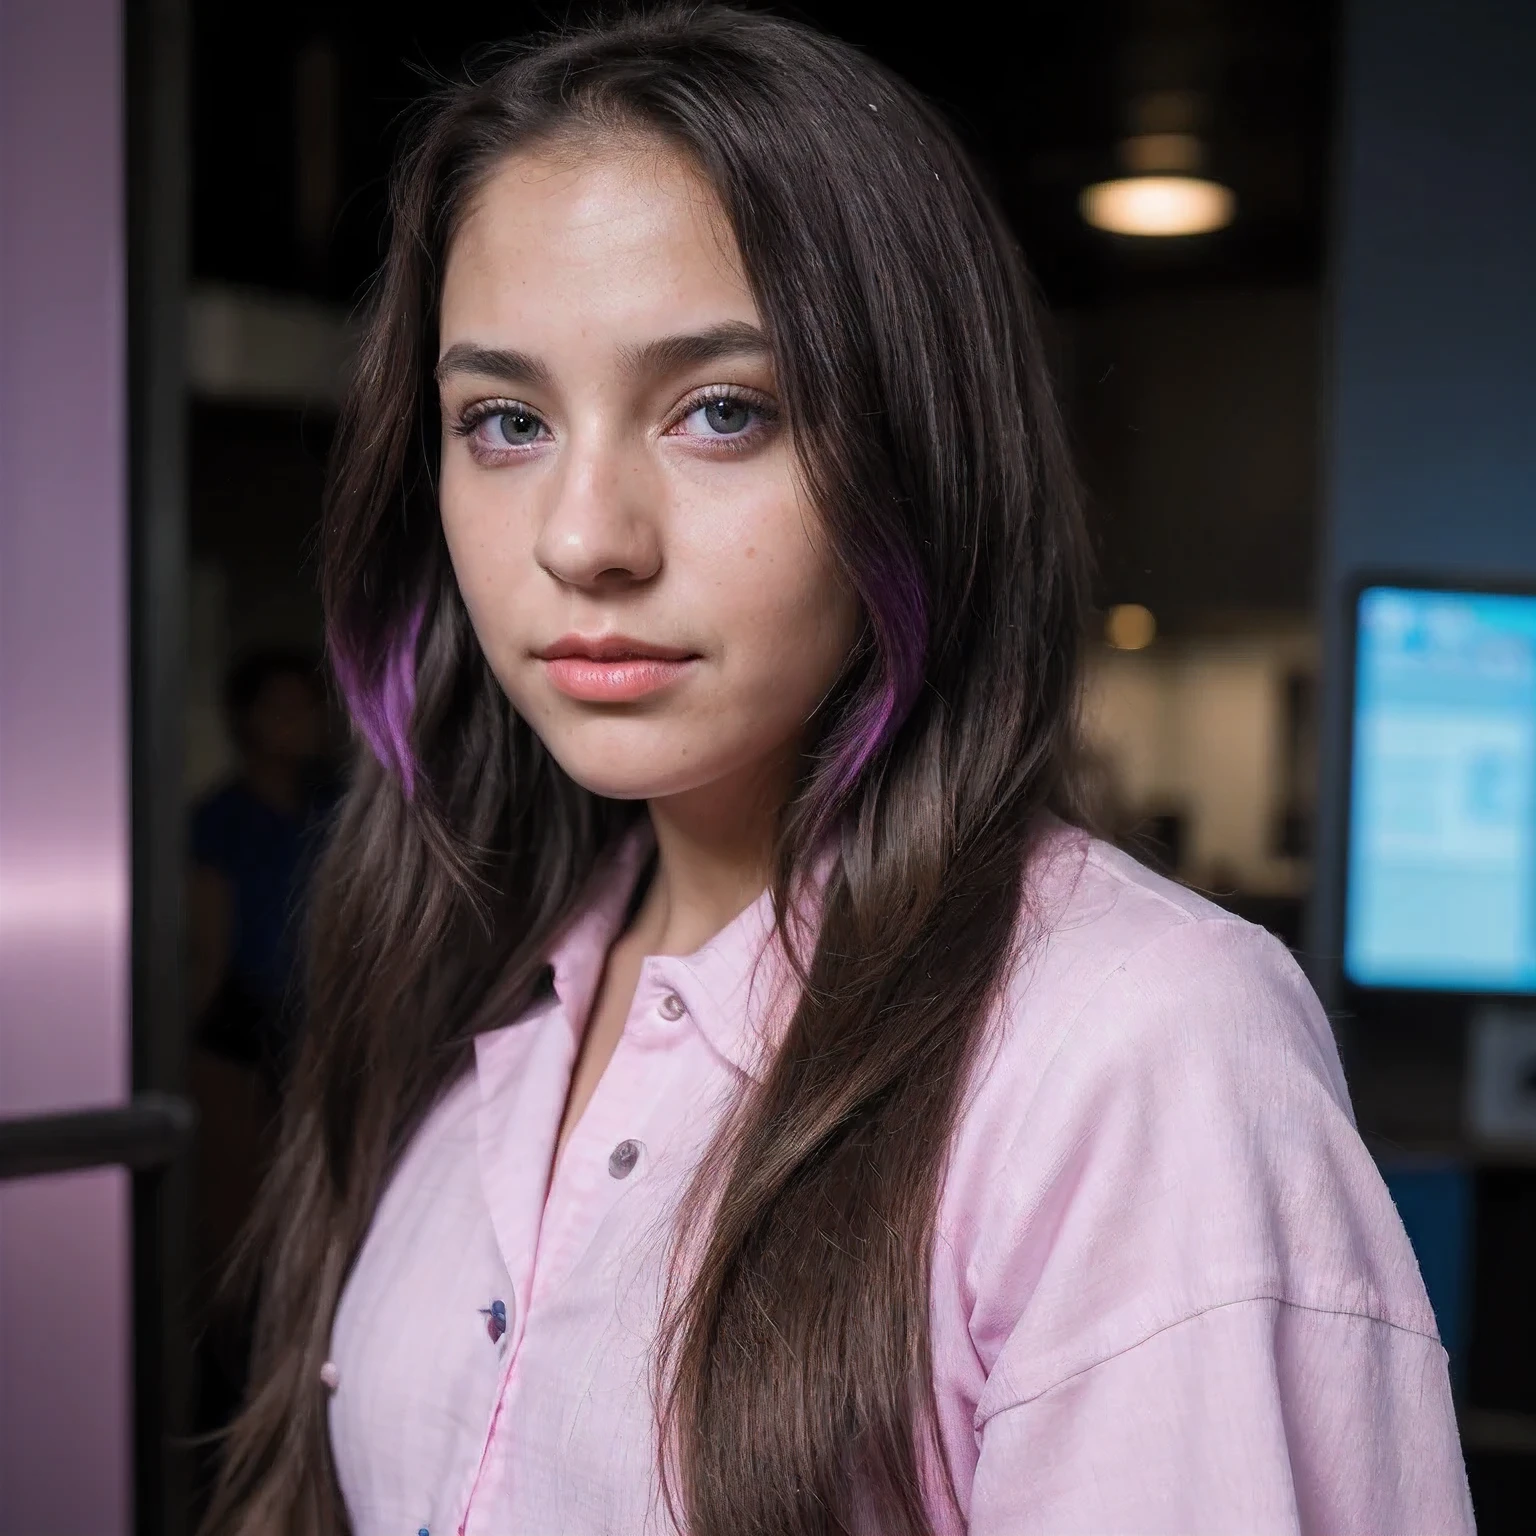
[533, 432, 662, 590]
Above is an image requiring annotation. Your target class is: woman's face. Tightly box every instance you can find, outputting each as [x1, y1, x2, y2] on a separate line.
[436, 139, 860, 811]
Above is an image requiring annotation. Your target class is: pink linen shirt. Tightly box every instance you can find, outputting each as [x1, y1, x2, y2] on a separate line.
[328, 820, 1474, 1535]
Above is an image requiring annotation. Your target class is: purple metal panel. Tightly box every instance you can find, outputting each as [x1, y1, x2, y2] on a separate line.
[0, 1, 132, 1531]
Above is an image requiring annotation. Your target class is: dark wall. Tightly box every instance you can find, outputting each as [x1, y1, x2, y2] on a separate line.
[1068, 288, 1322, 625]
[1310, 0, 1536, 990]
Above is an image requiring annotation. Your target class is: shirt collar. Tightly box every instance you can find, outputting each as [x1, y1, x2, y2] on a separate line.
[544, 822, 655, 1037]
[543, 821, 833, 1083]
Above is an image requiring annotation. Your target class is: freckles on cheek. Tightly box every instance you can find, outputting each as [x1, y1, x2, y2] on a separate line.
[445, 481, 523, 588]
[442, 525, 528, 671]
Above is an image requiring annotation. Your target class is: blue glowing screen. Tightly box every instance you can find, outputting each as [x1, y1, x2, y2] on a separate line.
[1346, 586, 1536, 993]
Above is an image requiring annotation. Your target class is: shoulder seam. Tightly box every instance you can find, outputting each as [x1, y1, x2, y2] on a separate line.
[976, 1294, 1445, 1427]
[1079, 841, 1214, 924]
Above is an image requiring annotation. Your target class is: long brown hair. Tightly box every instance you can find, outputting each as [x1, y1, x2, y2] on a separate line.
[204, 7, 1090, 1533]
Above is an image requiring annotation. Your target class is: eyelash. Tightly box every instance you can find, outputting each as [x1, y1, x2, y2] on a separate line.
[450, 399, 549, 461]
[449, 386, 779, 464]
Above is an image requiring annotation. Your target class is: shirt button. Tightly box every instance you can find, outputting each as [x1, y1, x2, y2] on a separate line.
[658, 991, 686, 1021]
[608, 1139, 642, 1179]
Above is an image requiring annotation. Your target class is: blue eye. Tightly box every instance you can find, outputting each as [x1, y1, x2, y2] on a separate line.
[487, 408, 543, 446]
[704, 397, 751, 434]
[684, 396, 755, 437]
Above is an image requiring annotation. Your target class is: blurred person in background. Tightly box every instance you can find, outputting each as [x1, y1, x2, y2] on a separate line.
[186, 650, 336, 1460]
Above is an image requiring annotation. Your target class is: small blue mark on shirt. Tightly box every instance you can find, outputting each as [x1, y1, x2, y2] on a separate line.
[479, 1298, 507, 1343]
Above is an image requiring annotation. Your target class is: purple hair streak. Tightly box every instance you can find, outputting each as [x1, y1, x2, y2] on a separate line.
[811, 543, 929, 824]
[330, 601, 426, 799]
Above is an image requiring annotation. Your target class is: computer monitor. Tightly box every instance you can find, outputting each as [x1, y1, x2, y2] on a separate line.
[1345, 580, 1536, 994]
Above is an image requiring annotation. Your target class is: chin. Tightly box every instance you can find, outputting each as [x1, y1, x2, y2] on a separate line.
[532, 724, 729, 804]
[516, 696, 785, 807]
[548, 756, 718, 803]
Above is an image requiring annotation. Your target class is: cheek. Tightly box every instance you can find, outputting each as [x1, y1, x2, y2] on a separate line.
[694, 492, 859, 711]
[437, 465, 534, 658]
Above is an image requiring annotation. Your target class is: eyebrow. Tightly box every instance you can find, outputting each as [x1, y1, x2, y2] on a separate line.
[434, 320, 771, 392]
[434, 342, 552, 392]
[617, 319, 771, 378]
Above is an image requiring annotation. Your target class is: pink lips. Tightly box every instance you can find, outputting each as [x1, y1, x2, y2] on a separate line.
[536, 634, 699, 703]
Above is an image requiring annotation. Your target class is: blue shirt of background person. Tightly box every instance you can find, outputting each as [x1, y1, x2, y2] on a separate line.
[188, 650, 337, 1082]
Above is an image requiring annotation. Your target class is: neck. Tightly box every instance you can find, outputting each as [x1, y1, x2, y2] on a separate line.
[633, 752, 793, 957]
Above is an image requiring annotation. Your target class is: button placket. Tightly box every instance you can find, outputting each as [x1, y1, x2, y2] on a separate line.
[591, 981, 685, 1186]
[466, 970, 688, 1532]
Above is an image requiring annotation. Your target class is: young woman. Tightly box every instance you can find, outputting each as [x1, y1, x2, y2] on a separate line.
[207, 8, 1473, 1535]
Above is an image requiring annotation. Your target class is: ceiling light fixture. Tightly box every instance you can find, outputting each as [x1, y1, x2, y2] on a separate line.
[1080, 174, 1235, 237]
[1080, 107, 1236, 238]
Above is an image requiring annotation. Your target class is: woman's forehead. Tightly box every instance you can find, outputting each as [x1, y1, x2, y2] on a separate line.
[439, 141, 755, 365]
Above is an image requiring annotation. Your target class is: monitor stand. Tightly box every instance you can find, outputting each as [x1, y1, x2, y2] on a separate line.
[1466, 1004, 1536, 1146]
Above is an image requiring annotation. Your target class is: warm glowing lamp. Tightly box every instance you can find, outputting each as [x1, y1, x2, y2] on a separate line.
[1079, 175, 1235, 237]
[1081, 125, 1235, 238]
[1105, 604, 1157, 651]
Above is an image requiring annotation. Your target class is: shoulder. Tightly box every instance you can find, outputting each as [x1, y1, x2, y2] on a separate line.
[994, 819, 1342, 1098]
[1023, 816, 1299, 981]
[935, 821, 1435, 1408]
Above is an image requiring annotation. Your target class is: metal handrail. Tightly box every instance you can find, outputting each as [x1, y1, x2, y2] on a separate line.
[0, 1092, 195, 1181]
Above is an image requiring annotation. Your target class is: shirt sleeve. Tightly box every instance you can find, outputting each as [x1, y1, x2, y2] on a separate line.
[950, 911, 1474, 1536]
[969, 1295, 1472, 1536]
